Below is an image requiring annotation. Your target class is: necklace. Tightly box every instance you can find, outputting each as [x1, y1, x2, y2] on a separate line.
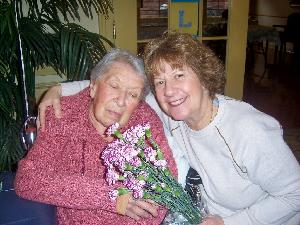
[186, 99, 215, 130]
[209, 100, 215, 124]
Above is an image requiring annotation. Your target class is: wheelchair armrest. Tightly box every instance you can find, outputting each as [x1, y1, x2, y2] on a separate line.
[0, 172, 58, 225]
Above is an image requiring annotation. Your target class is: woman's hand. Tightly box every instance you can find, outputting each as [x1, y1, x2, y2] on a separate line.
[37, 85, 62, 131]
[125, 198, 159, 221]
[117, 193, 159, 221]
[200, 215, 224, 225]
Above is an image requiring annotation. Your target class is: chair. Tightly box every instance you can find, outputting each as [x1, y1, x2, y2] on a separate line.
[273, 13, 300, 66]
[0, 172, 58, 225]
[246, 24, 281, 81]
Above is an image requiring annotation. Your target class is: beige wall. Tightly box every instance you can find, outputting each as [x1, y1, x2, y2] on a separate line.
[71, 8, 100, 33]
[253, 0, 300, 26]
[35, 9, 100, 101]
[98, 0, 137, 54]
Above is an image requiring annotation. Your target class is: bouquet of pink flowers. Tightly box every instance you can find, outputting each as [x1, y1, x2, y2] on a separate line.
[101, 123, 203, 224]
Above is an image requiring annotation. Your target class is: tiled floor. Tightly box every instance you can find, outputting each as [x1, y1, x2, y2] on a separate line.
[243, 50, 300, 161]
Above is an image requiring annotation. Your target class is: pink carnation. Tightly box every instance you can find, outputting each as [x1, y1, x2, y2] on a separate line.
[133, 189, 144, 199]
[154, 159, 167, 168]
[106, 168, 120, 185]
[144, 146, 157, 162]
[123, 124, 149, 145]
[108, 190, 119, 201]
[106, 123, 120, 136]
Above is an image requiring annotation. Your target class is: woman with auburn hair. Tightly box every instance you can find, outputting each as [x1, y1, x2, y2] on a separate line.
[37, 32, 300, 225]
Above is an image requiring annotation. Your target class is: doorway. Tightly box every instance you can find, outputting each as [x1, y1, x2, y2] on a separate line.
[137, 0, 169, 54]
[98, 0, 249, 99]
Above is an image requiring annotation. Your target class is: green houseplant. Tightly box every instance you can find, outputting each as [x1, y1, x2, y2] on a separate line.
[0, 0, 114, 171]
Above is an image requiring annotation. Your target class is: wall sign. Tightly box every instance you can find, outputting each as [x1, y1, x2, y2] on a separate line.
[169, 1, 200, 36]
[171, 0, 199, 2]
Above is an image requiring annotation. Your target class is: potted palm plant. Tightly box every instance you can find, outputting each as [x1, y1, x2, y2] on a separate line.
[0, 0, 114, 171]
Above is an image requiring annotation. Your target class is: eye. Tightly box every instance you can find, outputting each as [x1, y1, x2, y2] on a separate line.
[154, 79, 165, 87]
[129, 92, 139, 99]
[175, 73, 184, 79]
[110, 82, 119, 89]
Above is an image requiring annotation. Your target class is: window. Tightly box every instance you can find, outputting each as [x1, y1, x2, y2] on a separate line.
[289, 0, 300, 7]
[207, 0, 228, 17]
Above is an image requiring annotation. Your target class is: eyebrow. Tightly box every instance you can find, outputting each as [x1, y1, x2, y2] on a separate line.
[107, 76, 144, 90]
[154, 68, 184, 77]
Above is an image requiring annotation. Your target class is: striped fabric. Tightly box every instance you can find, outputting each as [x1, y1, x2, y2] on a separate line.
[185, 167, 202, 204]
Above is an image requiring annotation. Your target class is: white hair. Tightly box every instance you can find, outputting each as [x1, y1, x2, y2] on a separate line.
[89, 48, 150, 98]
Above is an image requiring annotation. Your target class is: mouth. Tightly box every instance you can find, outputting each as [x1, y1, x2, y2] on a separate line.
[168, 97, 186, 107]
[108, 110, 122, 120]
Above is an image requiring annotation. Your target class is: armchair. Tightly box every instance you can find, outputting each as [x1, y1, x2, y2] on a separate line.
[0, 172, 58, 225]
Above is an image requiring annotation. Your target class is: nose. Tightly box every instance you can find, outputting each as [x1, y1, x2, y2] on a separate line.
[164, 81, 175, 97]
[115, 90, 126, 107]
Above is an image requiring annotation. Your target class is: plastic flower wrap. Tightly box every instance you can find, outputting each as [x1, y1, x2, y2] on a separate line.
[101, 123, 203, 224]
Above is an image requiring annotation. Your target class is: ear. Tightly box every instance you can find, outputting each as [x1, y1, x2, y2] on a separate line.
[90, 81, 97, 99]
[201, 84, 209, 94]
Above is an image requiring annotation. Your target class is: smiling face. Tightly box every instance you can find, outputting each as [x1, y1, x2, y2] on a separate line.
[153, 61, 212, 130]
[89, 61, 144, 134]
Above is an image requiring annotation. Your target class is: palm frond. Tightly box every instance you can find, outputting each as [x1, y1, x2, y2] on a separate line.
[0, 118, 24, 171]
[0, 1, 16, 37]
[51, 23, 113, 80]
[17, 0, 113, 22]
[0, 0, 114, 171]
[0, 2, 17, 57]
[20, 18, 50, 65]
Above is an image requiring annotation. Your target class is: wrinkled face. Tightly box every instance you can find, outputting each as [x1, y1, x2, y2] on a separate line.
[89, 62, 144, 134]
[153, 61, 211, 127]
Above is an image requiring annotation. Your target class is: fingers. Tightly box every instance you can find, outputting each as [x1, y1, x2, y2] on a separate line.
[200, 214, 224, 225]
[125, 198, 159, 221]
[38, 100, 59, 132]
[37, 85, 62, 131]
[135, 198, 159, 217]
[125, 209, 142, 221]
[38, 104, 46, 132]
[145, 198, 159, 206]
[126, 202, 151, 220]
[53, 98, 62, 119]
[36, 116, 41, 130]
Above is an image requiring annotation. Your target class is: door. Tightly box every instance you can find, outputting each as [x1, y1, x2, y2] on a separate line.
[168, 0, 249, 99]
[98, 0, 138, 54]
[98, 0, 249, 99]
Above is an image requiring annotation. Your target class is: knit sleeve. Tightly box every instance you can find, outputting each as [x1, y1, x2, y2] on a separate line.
[224, 118, 300, 225]
[14, 107, 118, 213]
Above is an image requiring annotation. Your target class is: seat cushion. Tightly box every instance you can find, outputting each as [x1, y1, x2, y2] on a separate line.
[0, 172, 58, 225]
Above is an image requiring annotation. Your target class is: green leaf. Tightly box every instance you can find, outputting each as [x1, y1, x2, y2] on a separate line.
[143, 192, 150, 199]
[137, 175, 145, 181]
[146, 177, 154, 183]
[145, 129, 151, 138]
[164, 169, 171, 176]
[118, 188, 129, 196]
[138, 150, 145, 159]
[114, 130, 124, 140]
[125, 164, 133, 171]
[118, 175, 125, 181]
[157, 149, 164, 160]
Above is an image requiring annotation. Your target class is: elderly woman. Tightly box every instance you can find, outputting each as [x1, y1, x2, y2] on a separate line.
[37, 32, 300, 225]
[15, 48, 177, 225]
